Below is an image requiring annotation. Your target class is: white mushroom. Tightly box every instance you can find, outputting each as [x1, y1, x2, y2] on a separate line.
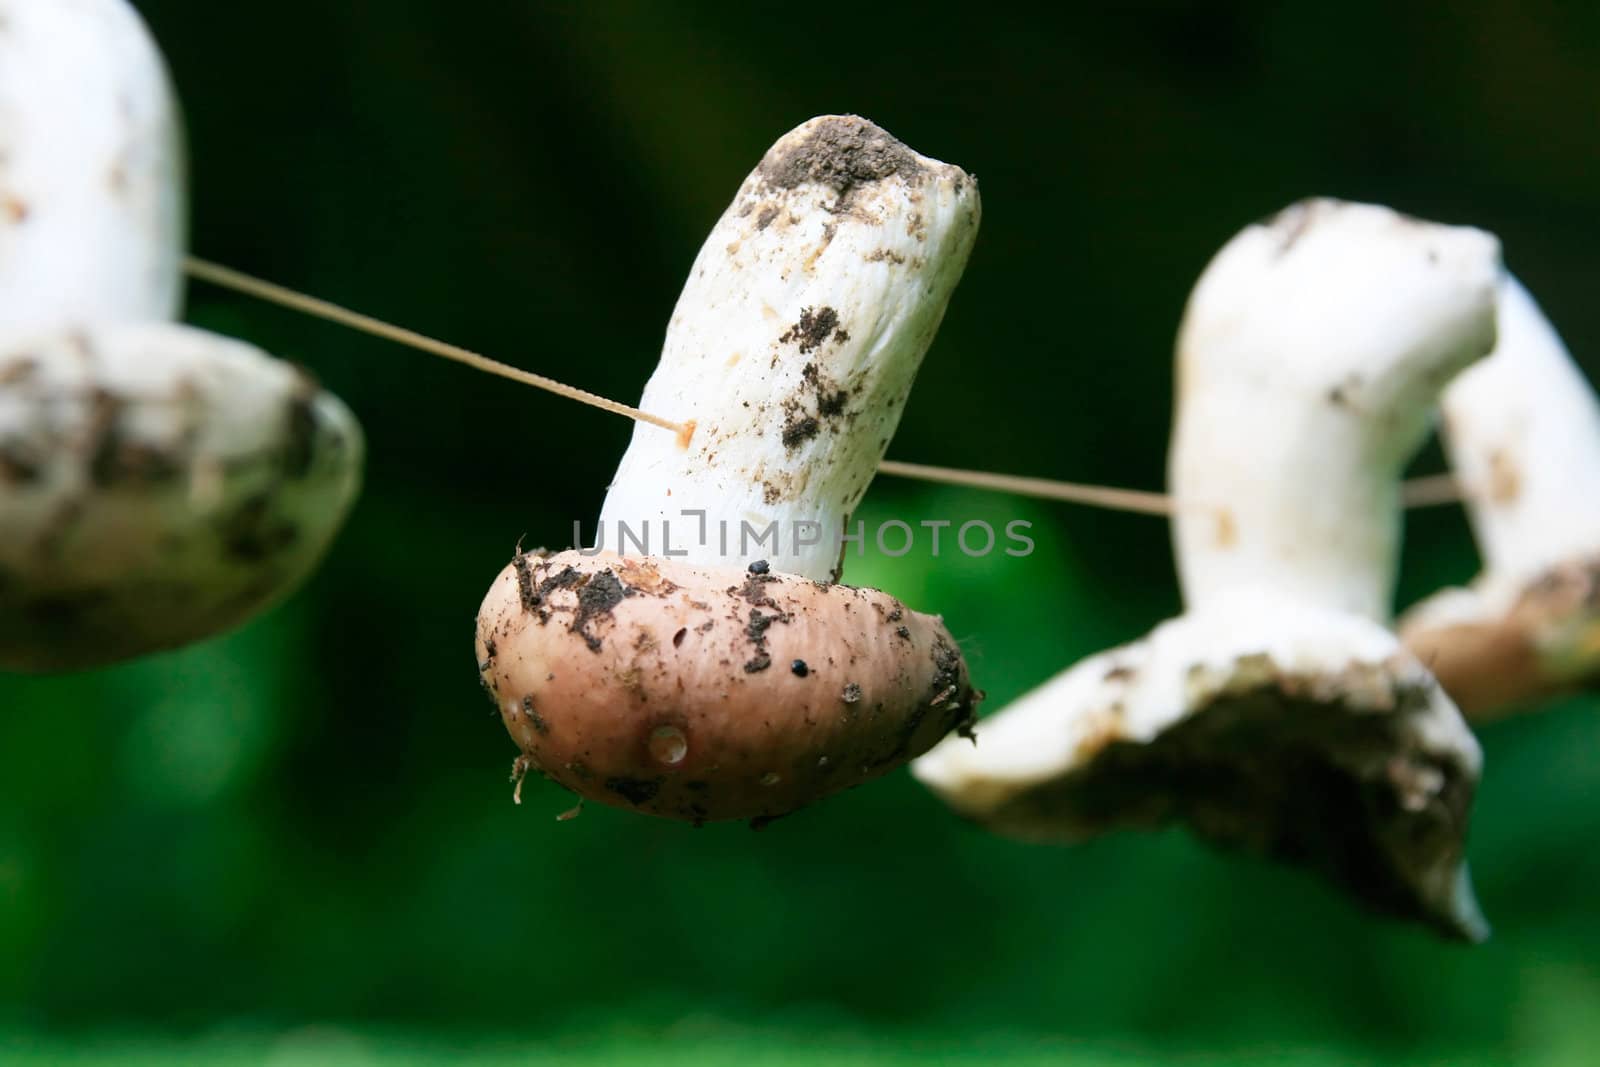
[1400, 275, 1600, 717]
[915, 199, 1499, 939]
[596, 115, 980, 581]
[477, 116, 982, 824]
[0, 0, 362, 671]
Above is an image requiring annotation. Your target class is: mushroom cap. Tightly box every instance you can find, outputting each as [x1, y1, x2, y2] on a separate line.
[475, 549, 979, 825]
[914, 589, 1487, 941]
[0, 323, 363, 670]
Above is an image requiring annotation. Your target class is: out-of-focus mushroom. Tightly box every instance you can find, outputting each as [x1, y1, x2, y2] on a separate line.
[0, 0, 362, 671]
[476, 116, 982, 825]
[1400, 276, 1600, 718]
[915, 199, 1499, 940]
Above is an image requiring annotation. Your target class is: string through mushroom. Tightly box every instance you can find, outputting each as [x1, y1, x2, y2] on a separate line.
[182, 257, 1467, 516]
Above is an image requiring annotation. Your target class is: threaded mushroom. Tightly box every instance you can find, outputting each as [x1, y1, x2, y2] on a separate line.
[476, 116, 982, 825]
[914, 199, 1499, 940]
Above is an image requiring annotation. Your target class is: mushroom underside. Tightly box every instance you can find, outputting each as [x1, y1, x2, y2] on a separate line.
[962, 678, 1483, 941]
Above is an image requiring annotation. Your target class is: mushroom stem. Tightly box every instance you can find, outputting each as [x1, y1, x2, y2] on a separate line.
[595, 115, 981, 581]
[1399, 276, 1600, 716]
[1170, 200, 1499, 621]
[0, 0, 183, 334]
[1438, 276, 1600, 583]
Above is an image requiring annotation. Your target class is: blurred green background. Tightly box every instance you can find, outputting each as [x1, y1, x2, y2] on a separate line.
[5, 1, 1600, 1063]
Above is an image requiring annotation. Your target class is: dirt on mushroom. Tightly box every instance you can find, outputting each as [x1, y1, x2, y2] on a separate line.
[476, 550, 980, 827]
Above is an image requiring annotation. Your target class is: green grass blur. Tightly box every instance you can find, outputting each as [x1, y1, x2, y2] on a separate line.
[3, 1, 1600, 1063]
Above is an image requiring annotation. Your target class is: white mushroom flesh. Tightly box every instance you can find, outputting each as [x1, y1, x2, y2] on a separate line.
[0, 0, 184, 333]
[596, 115, 980, 581]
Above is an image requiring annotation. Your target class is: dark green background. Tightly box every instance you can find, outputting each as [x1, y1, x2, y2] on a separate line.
[4, 2, 1600, 1063]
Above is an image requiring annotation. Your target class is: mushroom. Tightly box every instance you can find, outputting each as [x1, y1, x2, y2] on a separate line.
[0, 0, 363, 671]
[914, 199, 1501, 939]
[1400, 275, 1600, 718]
[475, 116, 982, 825]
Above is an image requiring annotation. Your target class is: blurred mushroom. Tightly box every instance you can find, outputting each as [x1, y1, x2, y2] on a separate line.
[476, 115, 982, 825]
[915, 199, 1500, 939]
[0, 0, 363, 670]
[1400, 276, 1600, 718]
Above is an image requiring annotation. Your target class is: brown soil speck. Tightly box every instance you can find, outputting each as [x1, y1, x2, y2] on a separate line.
[1487, 449, 1521, 504]
[0, 358, 38, 386]
[1214, 509, 1238, 549]
[570, 569, 632, 652]
[522, 695, 550, 735]
[780, 306, 841, 355]
[780, 361, 852, 451]
[605, 776, 662, 806]
[759, 116, 923, 211]
[782, 415, 820, 448]
[281, 382, 321, 480]
[219, 492, 299, 562]
[513, 554, 539, 614]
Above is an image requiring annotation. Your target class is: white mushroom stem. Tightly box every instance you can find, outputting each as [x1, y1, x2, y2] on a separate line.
[596, 115, 980, 581]
[1438, 275, 1600, 584]
[915, 200, 1502, 940]
[1172, 200, 1500, 621]
[1398, 276, 1600, 716]
[0, 0, 184, 334]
